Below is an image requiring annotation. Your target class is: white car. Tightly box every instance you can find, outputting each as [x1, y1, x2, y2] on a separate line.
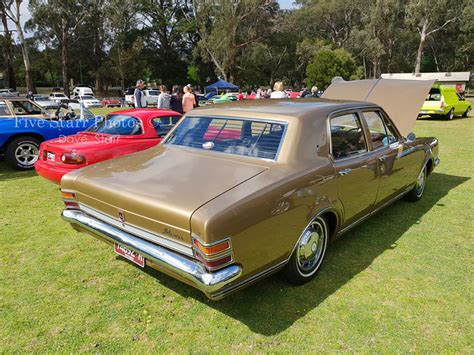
[32, 95, 57, 108]
[49, 92, 69, 103]
[77, 95, 102, 108]
[0, 88, 19, 97]
[72, 86, 94, 98]
[143, 89, 160, 106]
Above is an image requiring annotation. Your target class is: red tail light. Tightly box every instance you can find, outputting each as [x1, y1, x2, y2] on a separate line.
[61, 152, 86, 165]
[61, 190, 79, 209]
[440, 101, 445, 108]
[192, 237, 234, 271]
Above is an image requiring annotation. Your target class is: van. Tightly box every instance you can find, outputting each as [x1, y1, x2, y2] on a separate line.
[72, 86, 94, 98]
[420, 85, 471, 120]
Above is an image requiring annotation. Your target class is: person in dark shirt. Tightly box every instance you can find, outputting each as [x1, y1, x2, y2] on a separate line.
[170, 85, 183, 114]
[134, 80, 146, 108]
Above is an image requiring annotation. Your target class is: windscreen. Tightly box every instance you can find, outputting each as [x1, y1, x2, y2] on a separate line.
[87, 114, 142, 135]
[165, 116, 286, 160]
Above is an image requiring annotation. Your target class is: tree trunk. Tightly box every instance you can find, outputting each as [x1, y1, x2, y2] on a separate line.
[14, 20, 36, 93]
[61, 20, 70, 96]
[415, 19, 428, 74]
[0, 8, 16, 90]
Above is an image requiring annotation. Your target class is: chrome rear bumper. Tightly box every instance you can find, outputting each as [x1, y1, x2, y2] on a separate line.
[61, 209, 242, 299]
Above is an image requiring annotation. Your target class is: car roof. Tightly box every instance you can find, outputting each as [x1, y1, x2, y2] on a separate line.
[186, 98, 375, 121]
[107, 108, 181, 118]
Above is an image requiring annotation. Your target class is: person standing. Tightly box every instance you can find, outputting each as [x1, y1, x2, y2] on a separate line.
[270, 81, 287, 99]
[170, 85, 184, 114]
[182, 85, 196, 113]
[134, 79, 146, 108]
[157, 85, 171, 109]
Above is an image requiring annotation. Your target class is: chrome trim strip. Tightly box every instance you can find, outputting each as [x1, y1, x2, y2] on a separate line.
[210, 259, 287, 299]
[62, 209, 242, 295]
[78, 203, 194, 257]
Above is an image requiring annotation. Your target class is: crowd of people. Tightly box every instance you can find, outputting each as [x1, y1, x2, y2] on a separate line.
[133, 79, 321, 114]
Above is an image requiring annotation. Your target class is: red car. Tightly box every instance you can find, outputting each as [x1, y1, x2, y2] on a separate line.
[101, 98, 121, 107]
[35, 108, 181, 184]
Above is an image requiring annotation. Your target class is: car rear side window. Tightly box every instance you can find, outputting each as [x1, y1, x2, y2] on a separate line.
[330, 113, 367, 160]
[426, 88, 441, 101]
[152, 116, 180, 137]
[0, 101, 11, 116]
[165, 116, 286, 160]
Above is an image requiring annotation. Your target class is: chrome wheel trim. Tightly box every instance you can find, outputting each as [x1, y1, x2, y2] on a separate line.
[14, 142, 39, 166]
[296, 217, 328, 277]
[415, 166, 427, 197]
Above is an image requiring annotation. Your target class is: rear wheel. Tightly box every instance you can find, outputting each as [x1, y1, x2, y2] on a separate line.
[405, 164, 427, 202]
[462, 106, 471, 118]
[281, 216, 328, 285]
[445, 108, 454, 120]
[5, 136, 41, 170]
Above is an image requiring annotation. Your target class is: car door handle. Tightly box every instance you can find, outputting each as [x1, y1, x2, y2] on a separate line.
[338, 168, 352, 176]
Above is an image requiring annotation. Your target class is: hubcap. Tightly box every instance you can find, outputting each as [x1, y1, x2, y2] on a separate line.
[415, 167, 426, 196]
[14, 143, 39, 166]
[296, 219, 327, 276]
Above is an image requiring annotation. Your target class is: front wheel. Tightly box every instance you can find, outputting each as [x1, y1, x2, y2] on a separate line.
[404, 164, 427, 202]
[5, 136, 41, 170]
[281, 216, 328, 285]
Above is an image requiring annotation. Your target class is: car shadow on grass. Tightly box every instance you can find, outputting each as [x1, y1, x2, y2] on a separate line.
[0, 163, 38, 182]
[134, 172, 469, 335]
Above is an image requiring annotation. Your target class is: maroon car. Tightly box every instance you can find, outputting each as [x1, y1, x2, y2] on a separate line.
[101, 98, 121, 108]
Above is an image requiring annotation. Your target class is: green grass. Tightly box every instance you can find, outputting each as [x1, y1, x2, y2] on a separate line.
[0, 115, 473, 352]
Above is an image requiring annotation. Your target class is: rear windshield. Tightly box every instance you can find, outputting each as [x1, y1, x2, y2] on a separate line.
[426, 88, 441, 101]
[147, 90, 159, 96]
[87, 114, 142, 135]
[164, 116, 286, 160]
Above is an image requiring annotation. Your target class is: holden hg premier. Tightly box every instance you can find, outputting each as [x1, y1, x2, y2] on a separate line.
[60, 79, 439, 300]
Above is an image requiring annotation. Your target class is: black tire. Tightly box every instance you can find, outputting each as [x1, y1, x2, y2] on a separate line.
[281, 215, 329, 285]
[462, 106, 471, 118]
[404, 164, 427, 202]
[445, 108, 454, 120]
[5, 136, 41, 170]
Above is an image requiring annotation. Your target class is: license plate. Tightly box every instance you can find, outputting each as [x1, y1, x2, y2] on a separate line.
[114, 243, 145, 267]
[46, 152, 55, 161]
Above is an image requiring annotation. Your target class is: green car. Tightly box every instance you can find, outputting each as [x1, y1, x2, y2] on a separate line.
[420, 85, 471, 120]
[210, 93, 238, 104]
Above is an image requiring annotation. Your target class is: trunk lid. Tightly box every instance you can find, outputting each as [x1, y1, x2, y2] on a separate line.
[322, 78, 435, 135]
[61, 146, 267, 247]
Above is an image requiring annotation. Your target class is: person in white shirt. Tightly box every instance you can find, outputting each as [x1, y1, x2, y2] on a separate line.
[270, 81, 287, 99]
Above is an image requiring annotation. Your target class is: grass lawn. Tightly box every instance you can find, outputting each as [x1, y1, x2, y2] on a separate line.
[0, 113, 473, 352]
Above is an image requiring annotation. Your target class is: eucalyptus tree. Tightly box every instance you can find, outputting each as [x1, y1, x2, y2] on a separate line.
[3, 0, 35, 93]
[29, 0, 93, 96]
[0, 1, 17, 89]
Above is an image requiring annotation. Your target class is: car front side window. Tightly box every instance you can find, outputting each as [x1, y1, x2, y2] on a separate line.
[330, 113, 367, 160]
[363, 111, 397, 149]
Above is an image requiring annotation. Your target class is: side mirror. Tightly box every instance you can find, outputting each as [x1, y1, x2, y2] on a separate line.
[407, 132, 416, 141]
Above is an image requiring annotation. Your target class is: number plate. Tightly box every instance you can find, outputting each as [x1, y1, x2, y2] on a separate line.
[46, 152, 55, 161]
[114, 243, 145, 267]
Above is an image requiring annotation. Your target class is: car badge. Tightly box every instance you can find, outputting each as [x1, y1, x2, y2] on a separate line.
[118, 210, 125, 223]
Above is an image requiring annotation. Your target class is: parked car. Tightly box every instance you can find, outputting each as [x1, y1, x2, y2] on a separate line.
[0, 98, 97, 170]
[32, 95, 57, 109]
[124, 88, 135, 107]
[72, 86, 94, 98]
[143, 89, 160, 106]
[210, 93, 238, 103]
[36, 108, 181, 183]
[0, 88, 19, 97]
[101, 97, 121, 108]
[419, 85, 471, 119]
[60, 79, 438, 300]
[77, 95, 102, 109]
[49, 92, 69, 104]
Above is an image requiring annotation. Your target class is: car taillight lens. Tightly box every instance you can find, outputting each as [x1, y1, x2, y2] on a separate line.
[440, 101, 445, 108]
[192, 237, 234, 271]
[61, 190, 79, 209]
[61, 152, 86, 165]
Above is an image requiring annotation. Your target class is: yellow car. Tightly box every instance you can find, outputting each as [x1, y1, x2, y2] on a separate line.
[420, 85, 471, 120]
